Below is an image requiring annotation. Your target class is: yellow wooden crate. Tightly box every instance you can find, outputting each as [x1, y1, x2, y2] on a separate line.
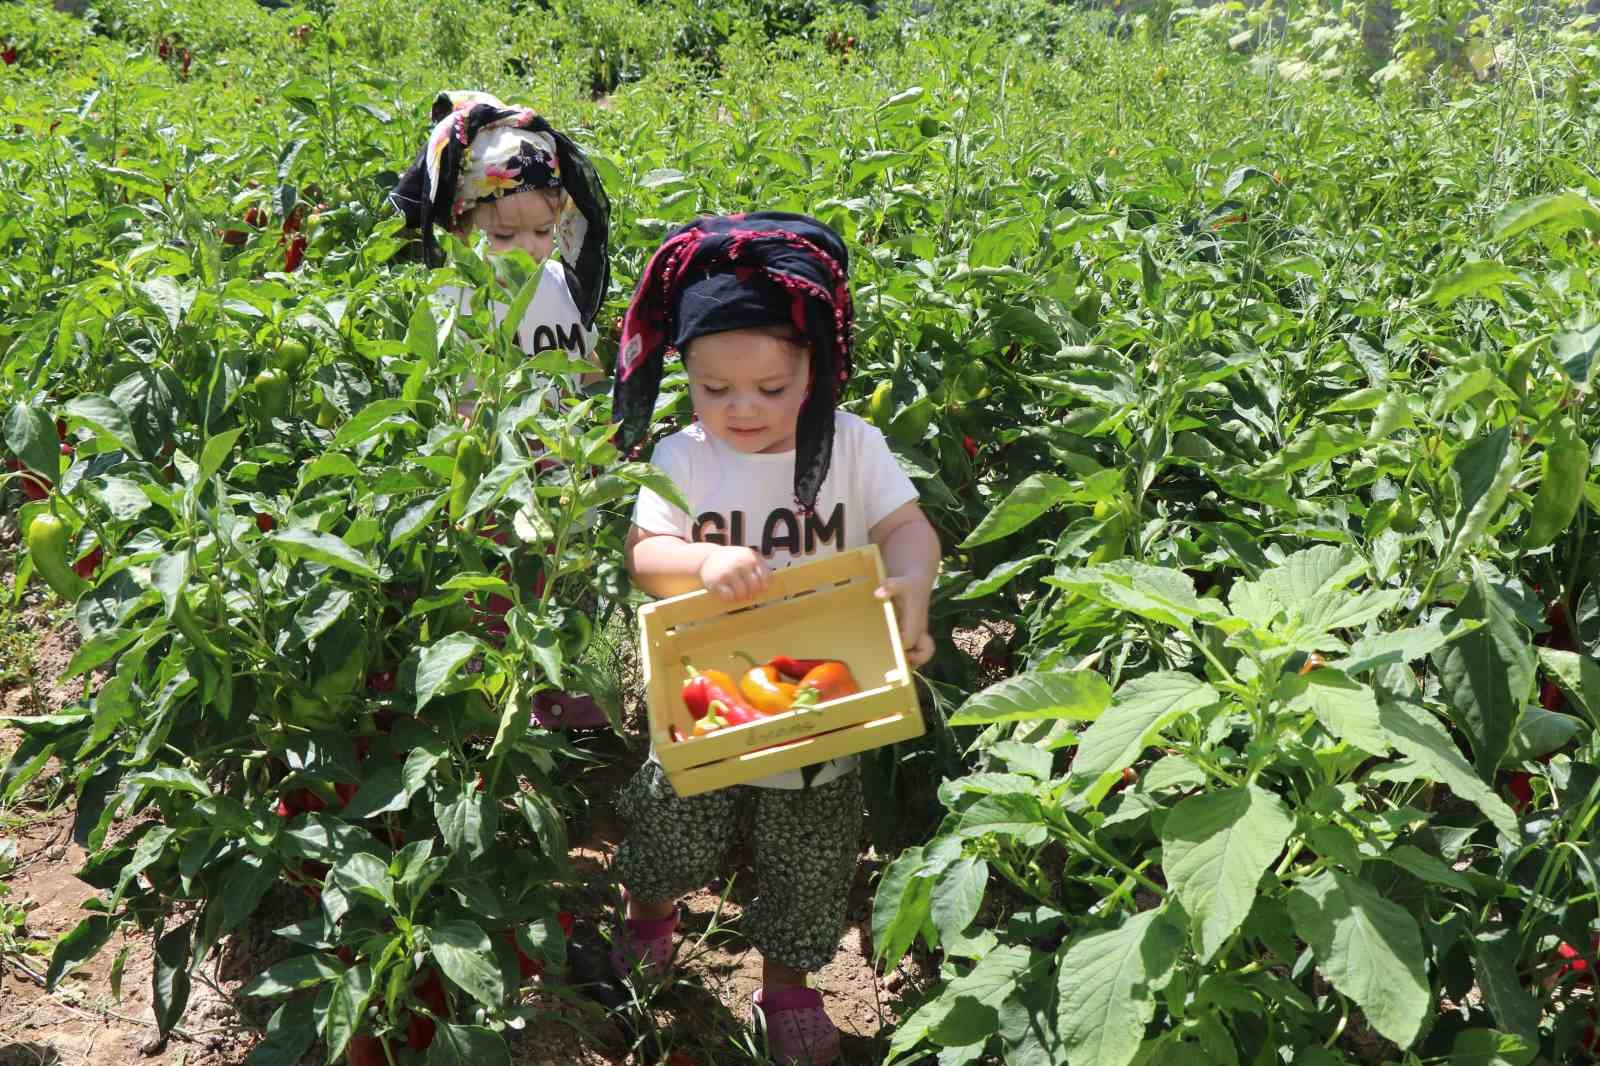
[639, 545, 924, 796]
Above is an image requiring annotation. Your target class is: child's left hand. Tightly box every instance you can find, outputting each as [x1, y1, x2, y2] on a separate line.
[876, 576, 934, 669]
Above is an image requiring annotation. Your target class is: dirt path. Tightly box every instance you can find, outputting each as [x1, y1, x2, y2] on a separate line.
[0, 576, 913, 1065]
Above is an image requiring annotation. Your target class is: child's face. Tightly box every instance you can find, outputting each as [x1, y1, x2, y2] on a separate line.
[684, 328, 811, 455]
[464, 189, 562, 262]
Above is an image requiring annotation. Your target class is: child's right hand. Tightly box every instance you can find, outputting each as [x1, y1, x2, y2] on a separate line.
[698, 546, 770, 603]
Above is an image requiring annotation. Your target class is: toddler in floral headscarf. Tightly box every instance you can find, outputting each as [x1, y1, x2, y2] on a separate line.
[389, 92, 614, 729]
[390, 90, 611, 370]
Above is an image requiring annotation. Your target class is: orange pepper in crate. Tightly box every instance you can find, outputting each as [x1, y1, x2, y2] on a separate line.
[792, 661, 860, 707]
[734, 653, 799, 714]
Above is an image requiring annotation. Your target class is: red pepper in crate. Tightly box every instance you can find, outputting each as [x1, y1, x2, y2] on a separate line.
[680, 660, 762, 736]
[767, 656, 836, 680]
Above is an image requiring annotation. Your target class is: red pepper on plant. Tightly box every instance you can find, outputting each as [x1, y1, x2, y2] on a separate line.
[1505, 771, 1534, 814]
[345, 1035, 393, 1066]
[74, 547, 102, 580]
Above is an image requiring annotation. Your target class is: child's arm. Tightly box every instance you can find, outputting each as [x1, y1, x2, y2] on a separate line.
[626, 526, 772, 602]
[869, 502, 941, 668]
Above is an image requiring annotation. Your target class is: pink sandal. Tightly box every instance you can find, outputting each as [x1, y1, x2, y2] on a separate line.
[608, 902, 678, 981]
[751, 986, 841, 1066]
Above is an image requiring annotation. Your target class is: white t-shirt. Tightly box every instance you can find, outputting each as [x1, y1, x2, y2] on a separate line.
[439, 259, 598, 415]
[633, 411, 918, 789]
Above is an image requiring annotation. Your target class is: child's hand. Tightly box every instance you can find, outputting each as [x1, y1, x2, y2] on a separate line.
[699, 546, 770, 603]
[876, 575, 934, 669]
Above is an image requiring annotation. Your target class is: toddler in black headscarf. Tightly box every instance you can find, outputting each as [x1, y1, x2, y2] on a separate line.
[609, 212, 940, 1066]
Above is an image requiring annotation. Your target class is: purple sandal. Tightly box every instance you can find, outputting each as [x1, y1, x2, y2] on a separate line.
[530, 690, 609, 730]
[751, 986, 841, 1066]
[609, 902, 679, 981]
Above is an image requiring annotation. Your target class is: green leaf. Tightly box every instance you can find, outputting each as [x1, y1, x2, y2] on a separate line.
[612, 461, 690, 516]
[406, 300, 439, 362]
[1553, 325, 1600, 386]
[1444, 430, 1520, 571]
[199, 428, 245, 482]
[1139, 242, 1161, 306]
[267, 528, 381, 580]
[331, 398, 415, 449]
[339, 763, 411, 821]
[1377, 700, 1520, 837]
[427, 920, 505, 1008]
[1447, 1028, 1536, 1066]
[1227, 545, 1364, 632]
[415, 633, 486, 711]
[949, 669, 1111, 726]
[47, 914, 113, 989]
[1285, 871, 1429, 1047]
[985, 741, 1053, 780]
[1434, 572, 1534, 775]
[5, 401, 61, 480]
[1051, 561, 1228, 630]
[245, 999, 317, 1066]
[1470, 927, 1539, 1043]
[954, 554, 1048, 600]
[955, 793, 1050, 846]
[333, 852, 395, 909]
[927, 944, 1044, 1047]
[1329, 619, 1474, 675]
[1058, 906, 1185, 1066]
[1161, 784, 1293, 963]
[1072, 672, 1219, 807]
[930, 858, 989, 946]
[888, 945, 1047, 1058]
[152, 921, 193, 1038]
[1426, 261, 1524, 307]
[65, 393, 139, 455]
[322, 962, 374, 1062]
[242, 953, 343, 997]
[426, 1023, 513, 1066]
[221, 853, 281, 932]
[1279, 672, 1391, 756]
[391, 494, 446, 548]
[873, 845, 935, 965]
[1506, 705, 1585, 763]
[129, 767, 213, 797]
[435, 787, 493, 860]
[1492, 190, 1600, 241]
[1377, 845, 1476, 894]
[960, 473, 1074, 548]
[1536, 647, 1600, 724]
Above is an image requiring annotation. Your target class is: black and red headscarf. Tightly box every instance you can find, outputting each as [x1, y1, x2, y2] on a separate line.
[389, 91, 611, 330]
[613, 212, 854, 513]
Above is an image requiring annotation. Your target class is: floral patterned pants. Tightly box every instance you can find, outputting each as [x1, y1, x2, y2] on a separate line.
[612, 761, 863, 972]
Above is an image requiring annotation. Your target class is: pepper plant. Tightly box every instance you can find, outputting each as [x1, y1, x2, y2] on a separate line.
[875, 547, 1600, 1063]
[0, 238, 674, 1060]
